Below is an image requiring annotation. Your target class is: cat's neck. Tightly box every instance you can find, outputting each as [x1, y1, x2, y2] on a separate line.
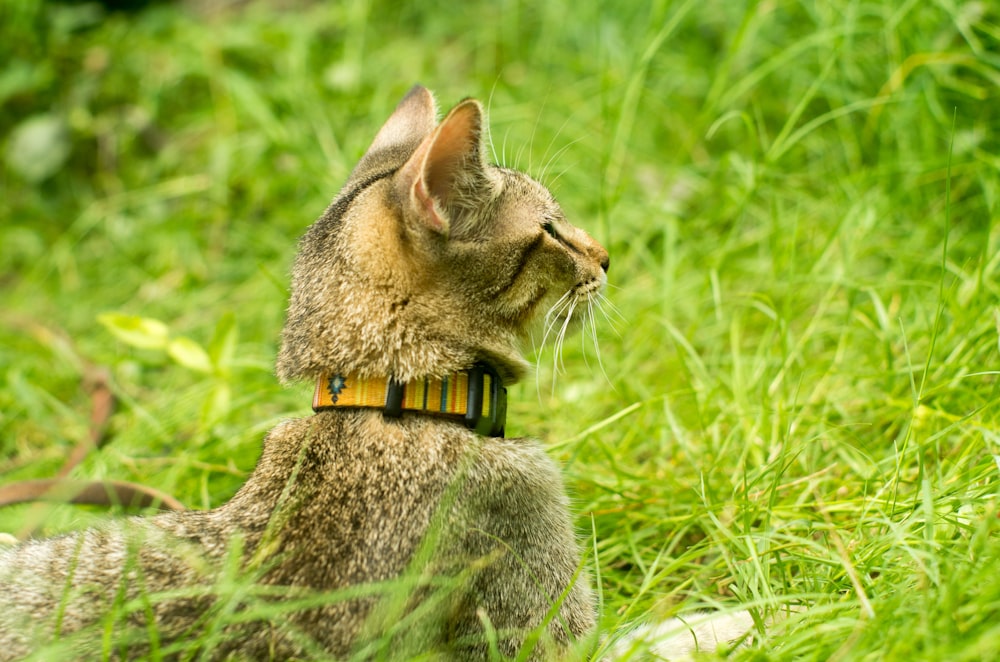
[280, 273, 529, 386]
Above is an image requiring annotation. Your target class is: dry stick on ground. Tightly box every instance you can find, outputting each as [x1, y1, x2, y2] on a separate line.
[0, 479, 184, 512]
[55, 365, 116, 477]
[1, 320, 185, 540]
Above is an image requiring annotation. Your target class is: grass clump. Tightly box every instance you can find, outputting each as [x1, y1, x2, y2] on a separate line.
[2, 0, 999, 658]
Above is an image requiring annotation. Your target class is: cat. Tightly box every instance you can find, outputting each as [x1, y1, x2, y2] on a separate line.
[0, 86, 607, 660]
[0, 86, 766, 661]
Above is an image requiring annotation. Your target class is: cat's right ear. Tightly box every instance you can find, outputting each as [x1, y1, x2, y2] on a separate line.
[394, 99, 486, 237]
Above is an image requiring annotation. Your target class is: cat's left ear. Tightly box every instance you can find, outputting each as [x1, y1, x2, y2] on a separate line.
[395, 98, 489, 236]
[347, 85, 438, 187]
[368, 85, 438, 156]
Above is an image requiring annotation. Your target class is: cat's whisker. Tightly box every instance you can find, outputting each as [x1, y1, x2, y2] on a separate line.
[543, 289, 573, 321]
[527, 92, 553, 177]
[500, 127, 512, 168]
[596, 303, 624, 336]
[581, 298, 597, 356]
[538, 137, 582, 186]
[561, 299, 578, 365]
[578, 298, 597, 373]
[550, 303, 571, 396]
[586, 298, 615, 390]
[527, 327, 541, 367]
[578, 299, 591, 371]
[597, 288, 624, 313]
[553, 298, 577, 377]
[486, 78, 501, 165]
[596, 291, 626, 328]
[544, 161, 578, 193]
[587, 290, 614, 326]
[536, 290, 575, 397]
[530, 327, 547, 405]
[537, 112, 573, 182]
[602, 281, 627, 297]
[540, 290, 573, 349]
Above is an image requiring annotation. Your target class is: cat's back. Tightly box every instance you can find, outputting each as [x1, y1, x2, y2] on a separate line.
[227, 411, 587, 658]
[254, 411, 566, 583]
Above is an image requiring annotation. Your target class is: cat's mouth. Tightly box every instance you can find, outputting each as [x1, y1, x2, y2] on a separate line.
[524, 275, 611, 379]
[514, 266, 610, 350]
[575, 273, 607, 299]
[537, 274, 607, 331]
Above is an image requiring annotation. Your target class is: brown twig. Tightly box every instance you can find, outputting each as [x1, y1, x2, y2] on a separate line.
[0, 479, 184, 512]
[55, 365, 116, 477]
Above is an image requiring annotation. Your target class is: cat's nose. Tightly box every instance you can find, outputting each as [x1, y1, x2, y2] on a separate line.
[595, 246, 609, 273]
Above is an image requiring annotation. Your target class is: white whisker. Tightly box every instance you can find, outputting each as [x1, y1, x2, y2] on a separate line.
[534, 285, 615, 397]
[544, 304, 572, 378]
[539, 137, 582, 185]
[596, 291, 626, 329]
[486, 78, 500, 165]
[552, 297, 577, 390]
[535, 289, 575, 400]
[526, 92, 551, 176]
[536, 111, 576, 181]
[500, 127, 512, 168]
[540, 290, 573, 347]
[598, 289, 625, 316]
[587, 297, 615, 390]
[544, 161, 578, 193]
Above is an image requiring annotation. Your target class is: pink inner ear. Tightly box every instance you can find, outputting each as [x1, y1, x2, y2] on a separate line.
[422, 107, 478, 207]
[399, 101, 483, 235]
[412, 175, 446, 232]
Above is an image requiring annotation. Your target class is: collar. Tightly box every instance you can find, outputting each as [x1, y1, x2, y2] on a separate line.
[312, 363, 507, 437]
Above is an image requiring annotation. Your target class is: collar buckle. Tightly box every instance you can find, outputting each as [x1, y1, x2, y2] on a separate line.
[464, 363, 507, 437]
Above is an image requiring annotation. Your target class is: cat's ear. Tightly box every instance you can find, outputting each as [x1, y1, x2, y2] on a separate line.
[348, 86, 437, 184]
[367, 85, 438, 155]
[395, 98, 488, 235]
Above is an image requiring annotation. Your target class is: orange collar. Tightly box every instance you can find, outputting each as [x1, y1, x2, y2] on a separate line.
[312, 364, 507, 437]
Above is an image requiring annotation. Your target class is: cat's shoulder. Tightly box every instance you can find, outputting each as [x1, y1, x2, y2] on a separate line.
[470, 434, 567, 491]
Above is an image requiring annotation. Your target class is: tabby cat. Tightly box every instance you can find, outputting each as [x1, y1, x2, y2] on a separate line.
[0, 86, 606, 660]
[0, 86, 760, 661]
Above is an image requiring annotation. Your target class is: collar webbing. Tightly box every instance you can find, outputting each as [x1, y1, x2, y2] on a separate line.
[312, 363, 507, 437]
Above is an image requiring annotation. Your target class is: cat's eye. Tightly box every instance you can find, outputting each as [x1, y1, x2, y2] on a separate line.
[542, 221, 558, 238]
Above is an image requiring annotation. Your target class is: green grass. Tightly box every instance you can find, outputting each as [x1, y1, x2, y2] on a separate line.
[2, 0, 1000, 658]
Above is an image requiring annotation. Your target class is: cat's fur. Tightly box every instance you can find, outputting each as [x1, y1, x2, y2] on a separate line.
[0, 86, 606, 660]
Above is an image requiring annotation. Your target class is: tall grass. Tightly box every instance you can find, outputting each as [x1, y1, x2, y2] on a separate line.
[2, 0, 999, 658]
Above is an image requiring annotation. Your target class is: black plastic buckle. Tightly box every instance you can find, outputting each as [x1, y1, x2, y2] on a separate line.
[383, 379, 404, 418]
[464, 363, 507, 437]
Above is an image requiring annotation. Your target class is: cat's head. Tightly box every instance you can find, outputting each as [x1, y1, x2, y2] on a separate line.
[276, 86, 608, 386]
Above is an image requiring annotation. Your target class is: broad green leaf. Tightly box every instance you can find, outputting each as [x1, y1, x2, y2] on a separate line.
[97, 313, 169, 350]
[201, 382, 231, 426]
[167, 336, 213, 374]
[208, 312, 238, 376]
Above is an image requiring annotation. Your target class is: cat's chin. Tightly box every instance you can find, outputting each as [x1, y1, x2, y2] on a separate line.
[476, 349, 532, 386]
